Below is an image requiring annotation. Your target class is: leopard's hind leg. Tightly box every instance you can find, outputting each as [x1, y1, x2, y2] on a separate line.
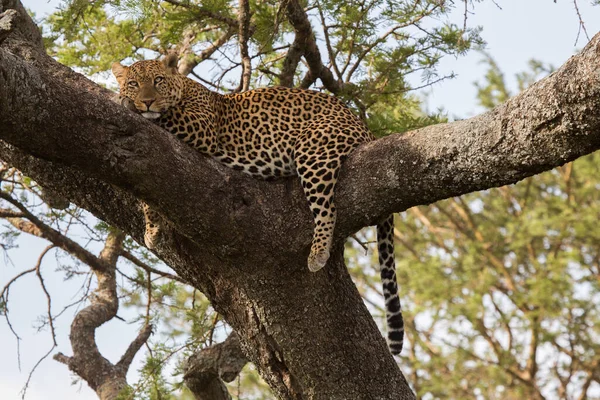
[294, 127, 356, 272]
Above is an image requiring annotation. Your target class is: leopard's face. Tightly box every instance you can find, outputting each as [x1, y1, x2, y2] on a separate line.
[112, 58, 182, 120]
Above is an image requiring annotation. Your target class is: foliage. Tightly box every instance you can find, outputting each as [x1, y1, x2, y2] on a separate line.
[42, 0, 481, 128]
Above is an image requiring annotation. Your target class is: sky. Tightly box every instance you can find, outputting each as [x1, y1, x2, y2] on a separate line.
[3, 0, 600, 399]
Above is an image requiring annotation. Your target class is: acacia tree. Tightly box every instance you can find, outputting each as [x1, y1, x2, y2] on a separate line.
[3, 0, 600, 398]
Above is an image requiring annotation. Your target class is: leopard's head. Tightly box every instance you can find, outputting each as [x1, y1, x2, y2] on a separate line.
[112, 54, 182, 120]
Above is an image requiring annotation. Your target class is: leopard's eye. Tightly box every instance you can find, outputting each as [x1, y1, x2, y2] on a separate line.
[154, 76, 165, 84]
[127, 80, 138, 88]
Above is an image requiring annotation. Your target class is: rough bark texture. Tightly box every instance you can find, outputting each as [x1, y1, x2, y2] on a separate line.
[3, 2, 600, 399]
[184, 332, 248, 400]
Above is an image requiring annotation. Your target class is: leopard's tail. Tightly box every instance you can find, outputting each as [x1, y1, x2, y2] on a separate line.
[376, 214, 404, 355]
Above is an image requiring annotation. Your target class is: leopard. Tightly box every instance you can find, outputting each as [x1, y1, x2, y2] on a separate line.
[112, 54, 404, 355]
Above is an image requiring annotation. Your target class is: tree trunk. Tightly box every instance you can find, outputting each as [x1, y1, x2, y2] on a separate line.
[3, 2, 600, 398]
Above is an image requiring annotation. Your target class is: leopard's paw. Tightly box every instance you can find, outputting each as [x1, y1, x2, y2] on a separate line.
[144, 227, 161, 250]
[308, 248, 330, 272]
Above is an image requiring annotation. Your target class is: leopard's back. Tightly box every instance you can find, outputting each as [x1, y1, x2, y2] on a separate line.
[211, 87, 374, 178]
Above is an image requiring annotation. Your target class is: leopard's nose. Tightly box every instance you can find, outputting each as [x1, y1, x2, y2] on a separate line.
[142, 100, 154, 108]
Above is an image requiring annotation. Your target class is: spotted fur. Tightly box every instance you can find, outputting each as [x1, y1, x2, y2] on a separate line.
[112, 55, 405, 354]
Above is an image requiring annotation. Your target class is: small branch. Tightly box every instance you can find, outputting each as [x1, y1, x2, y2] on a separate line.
[350, 233, 370, 254]
[0, 266, 36, 302]
[35, 245, 58, 346]
[208, 313, 219, 346]
[179, 27, 236, 76]
[145, 270, 152, 322]
[237, 0, 252, 92]
[21, 346, 56, 400]
[284, 0, 341, 93]
[0, 192, 110, 272]
[462, 0, 468, 33]
[0, 208, 25, 218]
[17, 244, 60, 398]
[116, 324, 153, 373]
[345, 21, 419, 83]
[572, 0, 590, 46]
[490, 0, 502, 9]
[316, 2, 341, 80]
[52, 352, 71, 365]
[120, 249, 189, 284]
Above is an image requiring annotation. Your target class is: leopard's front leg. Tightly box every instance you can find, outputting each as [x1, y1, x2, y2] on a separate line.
[142, 202, 164, 249]
[111, 93, 139, 113]
[112, 94, 163, 250]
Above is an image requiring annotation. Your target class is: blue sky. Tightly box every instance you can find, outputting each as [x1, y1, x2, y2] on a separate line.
[2, 0, 600, 399]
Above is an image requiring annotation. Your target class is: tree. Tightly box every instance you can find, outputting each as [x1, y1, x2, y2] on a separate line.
[2, 0, 600, 398]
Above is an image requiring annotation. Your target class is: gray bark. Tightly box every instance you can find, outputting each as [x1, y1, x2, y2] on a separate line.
[2, 2, 600, 398]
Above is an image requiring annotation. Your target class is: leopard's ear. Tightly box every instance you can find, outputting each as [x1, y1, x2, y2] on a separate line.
[111, 62, 129, 85]
[163, 53, 179, 75]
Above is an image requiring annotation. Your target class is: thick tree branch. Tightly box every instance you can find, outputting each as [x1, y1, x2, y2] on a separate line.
[183, 332, 248, 400]
[2, 35, 600, 253]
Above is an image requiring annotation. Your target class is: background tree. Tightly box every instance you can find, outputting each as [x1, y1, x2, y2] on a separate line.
[1, 0, 600, 399]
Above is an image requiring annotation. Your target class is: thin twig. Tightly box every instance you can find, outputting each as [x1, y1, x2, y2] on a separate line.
[35, 245, 58, 346]
[1, 266, 39, 372]
[573, 0, 590, 46]
[350, 234, 370, 254]
[19, 246, 58, 399]
[145, 270, 152, 323]
[208, 313, 219, 346]
[462, 0, 468, 33]
[120, 249, 188, 284]
[20, 345, 57, 399]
